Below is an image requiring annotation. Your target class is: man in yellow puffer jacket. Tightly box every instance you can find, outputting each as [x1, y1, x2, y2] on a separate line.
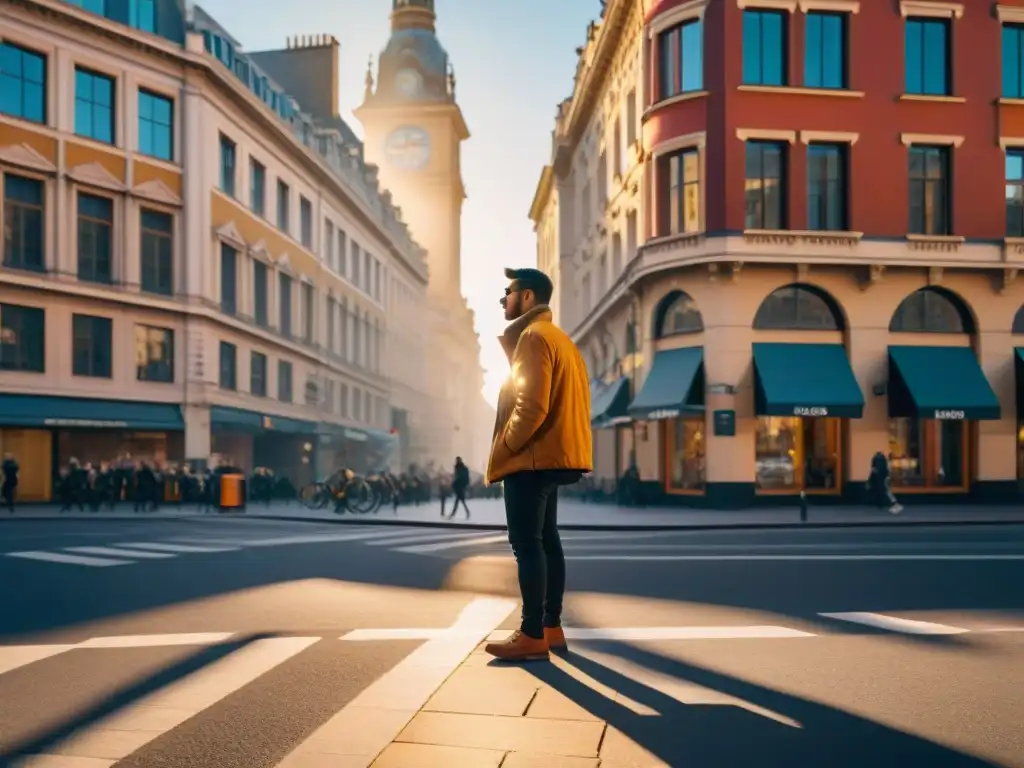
[484, 267, 592, 662]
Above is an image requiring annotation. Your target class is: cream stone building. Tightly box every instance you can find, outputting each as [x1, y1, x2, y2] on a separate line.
[532, 0, 1024, 508]
[0, 0, 479, 500]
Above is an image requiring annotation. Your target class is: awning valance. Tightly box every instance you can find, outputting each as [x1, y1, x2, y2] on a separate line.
[753, 342, 865, 418]
[628, 347, 703, 420]
[888, 345, 1000, 420]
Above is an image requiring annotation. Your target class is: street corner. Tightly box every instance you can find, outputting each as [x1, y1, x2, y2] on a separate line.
[442, 554, 519, 599]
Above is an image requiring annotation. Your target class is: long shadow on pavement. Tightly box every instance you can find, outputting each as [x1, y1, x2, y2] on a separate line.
[521, 642, 1002, 767]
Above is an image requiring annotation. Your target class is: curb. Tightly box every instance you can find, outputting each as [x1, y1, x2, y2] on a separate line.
[245, 513, 1024, 532]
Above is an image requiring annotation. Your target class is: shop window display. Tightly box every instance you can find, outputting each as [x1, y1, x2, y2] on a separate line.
[755, 416, 840, 492]
[664, 416, 705, 491]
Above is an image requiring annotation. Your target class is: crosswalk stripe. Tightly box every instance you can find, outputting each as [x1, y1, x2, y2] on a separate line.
[484, 626, 815, 642]
[238, 531, 403, 547]
[396, 533, 509, 554]
[0, 645, 77, 676]
[113, 542, 239, 553]
[361, 531, 490, 547]
[12, 636, 319, 766]
[819, 612, 970, 635]
[77, 633, 236, 648]
[64, 547, 176, 559]
[5, 551, 131, 567]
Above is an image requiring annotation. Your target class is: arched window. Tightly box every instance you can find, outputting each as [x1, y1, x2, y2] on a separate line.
[889, 287, 972, 334]
[1013, 304, 1024, 334]
[753, 284, 844, 330]
[654, 290, 704, 338]
[625, 321, 638, 354]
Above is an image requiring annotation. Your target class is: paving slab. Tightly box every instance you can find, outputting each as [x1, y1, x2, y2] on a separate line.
[396, 711, 605, 757]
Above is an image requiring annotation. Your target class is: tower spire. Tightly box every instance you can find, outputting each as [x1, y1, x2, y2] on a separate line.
[391, 0, 435, 32]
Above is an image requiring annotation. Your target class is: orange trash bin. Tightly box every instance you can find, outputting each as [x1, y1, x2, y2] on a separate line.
[218, 473, 246, 512]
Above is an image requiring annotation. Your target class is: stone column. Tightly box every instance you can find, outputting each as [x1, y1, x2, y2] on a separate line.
[183, 402, 211, 464]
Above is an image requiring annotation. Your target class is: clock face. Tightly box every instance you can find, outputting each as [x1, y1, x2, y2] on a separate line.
[384, 126, 431, 171]
[394, 68, 422, 98]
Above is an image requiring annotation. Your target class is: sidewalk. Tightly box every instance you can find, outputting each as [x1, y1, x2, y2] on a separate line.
[3, 498, 1024, 530]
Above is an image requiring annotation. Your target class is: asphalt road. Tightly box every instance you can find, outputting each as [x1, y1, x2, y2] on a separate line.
[0, 517, 1022, 766]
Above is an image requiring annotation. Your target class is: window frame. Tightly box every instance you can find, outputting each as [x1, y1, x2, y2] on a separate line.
[250, 351, 267, 397]
[755, 415, 844, 494]
[753, 284, 843, 331]
[218, 340, 237, 391]
[656, 291, 704, 338]
[74, 66, 116, 144]
[277, 180, 290, 232]
[904, 16, 951, 96]
[742, 8, 788, 87]
[76, 192, 114, 284]
[803, 11, 848, 89]
[1003, 23, 1024, 99]
[806, 142, 849, 232]
[888, 417, 969, 492]
[888, 288, 968, 333]
[657, 18, 704, 100]
[662, 415, 706, 494]
[219, 134, 236, 196]
[139, 208, 173, 296]
[659, 147, 701, 236]
[1007, 149, 1024, 237]
[279, 273, 293, 336]
[137, 88, 173, 161]
[135, 324, 174, 383]
[250, 158, 266, 216]
[220, 243, 237, 315]
[908, 144, 951, 236]
[253, 260, 269, 327]
[744, 140, 787, 231]
[0, 41, 48, 124]
[0, 302, 45, 373]
[300, 196, 313, 248]
[71, 313, 113, 379]
[3, 172, 46, 272]
[277, 359, 293, 402]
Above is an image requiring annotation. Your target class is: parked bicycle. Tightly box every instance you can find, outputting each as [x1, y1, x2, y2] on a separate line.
[299, 468, 380, 514]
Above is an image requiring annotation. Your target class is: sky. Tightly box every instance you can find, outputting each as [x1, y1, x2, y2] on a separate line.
[195, 0, 600, 406]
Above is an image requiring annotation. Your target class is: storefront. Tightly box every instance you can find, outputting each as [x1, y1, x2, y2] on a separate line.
[886, 345, 1000, 492]
[210, 406, 316, 486]
[628, 346, 705, 494]
[752, 342, 864, 496]
[0, 394, 184, 501]
[316, 424, 397, 476]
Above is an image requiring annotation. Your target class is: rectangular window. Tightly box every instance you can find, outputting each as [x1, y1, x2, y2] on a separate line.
[302, 281, 314, 343]
[77, 193, 113, 284]
[742, 9, 787, 86]
[807, 143, 848, 231]
[661, 148, 700, 235]
[665, 417, 706, 492]
[140, 209, 173, 295]
[135, 324, 173, 383]
[658, 19, 703, 99]
[804, 12, 847, 89]
[219, 341, 237, 390]
[277, 360, 293, 402]
[1007, 150, 1024, 237]
[626, 90, 637, 144]
[74, 67, 114, 144]
[354, 388, 362, 421]
[250, 351, 267, 397]
[905, 17, 950, 96]
[363, 251, 371, 294]
[1004, 24, 1024, 98]
[374, 260, 382, 302]
[352, 242, 361, 285]
[277, 180, 290, 231]
[0, 303, 44, 372]
[219, 134, 236, 195]
[908, 145, 950, 235]
[324, 221, 335, 270]
[354, 314, 362, 365]
[220, 243, 237, 315]
[279, 273, 293, 336]
[300, 196, 313, 248]
[3, 174, 44, 272]
[756, 416, 841, 492]
[0, 42, 47, 124]
[250, 158, 265, 216]
[72, 314, 112, 378]
[744, 141, 786, 230]
[889, 418, 966, 490]
[253, 260, 268, 327]
[138, 89, 172, 160]
[613, 118, 623, 177]
[340, 383, 349, 417]
[327, 297, 337, 353]
[338, 229, 348, 276]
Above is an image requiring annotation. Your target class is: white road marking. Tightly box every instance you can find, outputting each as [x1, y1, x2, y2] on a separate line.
[5, 551, 131, 567]
[113, 542, 239, 553]
[360, 531, 490, 547]
[396, 533, 509, 554]
[77, 633, 236, 648]
[238, 531, 404, 547]
[0, 645, 76, 676]
[486, 626, 814, 642]
[63, 547, 176, 559]
[976, 626, 1024, 633]
[280, 597, 516, 768]
[563, 554, 1024, 561]
[819, 612, 969, 635]
[13, 636, 318, 767]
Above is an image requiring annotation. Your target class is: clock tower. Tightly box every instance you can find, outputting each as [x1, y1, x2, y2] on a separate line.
[356, 0, 469, 300]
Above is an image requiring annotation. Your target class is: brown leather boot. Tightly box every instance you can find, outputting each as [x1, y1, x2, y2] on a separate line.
[544, 626, 568, 654]
[484, 630, 549, 661]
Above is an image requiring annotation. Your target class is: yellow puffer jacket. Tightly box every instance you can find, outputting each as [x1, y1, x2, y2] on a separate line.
[485, 306, 593, 485]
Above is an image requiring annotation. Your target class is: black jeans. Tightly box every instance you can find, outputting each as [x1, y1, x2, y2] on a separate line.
[503, 470, 567, 639]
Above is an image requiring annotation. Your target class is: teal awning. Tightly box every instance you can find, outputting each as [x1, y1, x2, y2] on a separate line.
[0, 394, 183, 430]
[591, 377, 630, 427]
[211, 406, 316, 434]
[888, 346, 1000, 420]
[753, 343, 865, 418]
[628, 347, 704, 420]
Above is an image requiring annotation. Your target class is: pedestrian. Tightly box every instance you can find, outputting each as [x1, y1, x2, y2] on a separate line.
[867, 450, 903, 515]
[483, 267, 593, 662]
[447, 456, 471, 519]
[1, 452, 18, 513]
